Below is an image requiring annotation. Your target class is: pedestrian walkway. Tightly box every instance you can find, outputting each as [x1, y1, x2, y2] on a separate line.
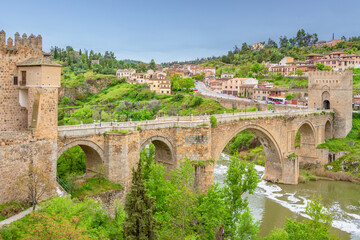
[0, 207, 32, 227]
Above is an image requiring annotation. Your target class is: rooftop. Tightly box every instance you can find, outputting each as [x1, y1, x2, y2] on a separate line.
[17, 57, 62, 67]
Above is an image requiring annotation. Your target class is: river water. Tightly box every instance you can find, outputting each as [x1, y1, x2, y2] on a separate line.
[214, 153, 360, 240]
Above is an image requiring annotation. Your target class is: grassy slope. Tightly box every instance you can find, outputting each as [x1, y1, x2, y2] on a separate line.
[59, 71, 248, 125]
[72, 177, 123, 200]
[317, 113, 360, 177]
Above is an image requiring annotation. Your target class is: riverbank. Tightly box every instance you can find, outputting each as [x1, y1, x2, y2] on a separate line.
[299, 167, 360, 184]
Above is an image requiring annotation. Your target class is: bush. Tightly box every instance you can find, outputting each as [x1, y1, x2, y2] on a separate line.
[171, 93, 184, 102]
[267, 104, 273, 110]
[210, 115, 217, 128]
[121, 129, 129, 134]
[62, 96, 71, 105]
[189, 96, 203, 107]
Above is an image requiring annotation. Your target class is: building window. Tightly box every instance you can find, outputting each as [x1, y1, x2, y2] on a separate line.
[13, 76, 18, 85]
[21, 71, 26, 86]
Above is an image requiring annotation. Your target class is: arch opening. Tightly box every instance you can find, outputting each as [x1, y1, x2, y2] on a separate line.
[323, 100, 330, 110]
[140, 137, 176, 172]
[325, 120, 332, 141]
[322, 91, 330, 110]
[57, 141, 104, 191]
[295, 122, 317, 168]
[216, 126, 283, 183]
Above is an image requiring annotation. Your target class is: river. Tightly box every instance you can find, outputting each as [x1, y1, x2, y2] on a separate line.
[214, 153, 360, 240]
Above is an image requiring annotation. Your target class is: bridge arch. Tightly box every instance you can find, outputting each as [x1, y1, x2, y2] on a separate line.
[325, 119, 333, 140]
[216, 124, 283, 183]
[57, 140, 104, 172]
[295, 121, 317, 167]
[140, 135, 176, 170]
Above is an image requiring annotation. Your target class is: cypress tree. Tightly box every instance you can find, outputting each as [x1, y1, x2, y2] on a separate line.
[124, 161, 157, 240]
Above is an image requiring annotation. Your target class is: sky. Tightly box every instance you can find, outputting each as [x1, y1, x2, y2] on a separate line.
[1, 0, 359, 63]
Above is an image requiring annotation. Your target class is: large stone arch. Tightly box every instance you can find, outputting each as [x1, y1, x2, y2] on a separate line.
[215, 124, 283, 183]
[325, 119, 333, 140]
[140, 135, 176, 170]
[57, 140, 104, 172]
[295, 121, 317, 167]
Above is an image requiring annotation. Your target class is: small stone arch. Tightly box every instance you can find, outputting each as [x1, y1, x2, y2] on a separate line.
[322, 91, 330, 109]
[140, 135, 176, 170]
[215, 124, 283, 183]
[295, 121, 317, 167]
[57, 140, 104, 172]
[325, 119, 333, 140]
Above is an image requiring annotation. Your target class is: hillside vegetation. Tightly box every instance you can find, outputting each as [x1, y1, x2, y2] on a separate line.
[59, 72, 245, 125]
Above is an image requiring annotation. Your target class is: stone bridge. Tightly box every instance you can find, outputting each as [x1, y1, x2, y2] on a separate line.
[57, 109, 334, 191]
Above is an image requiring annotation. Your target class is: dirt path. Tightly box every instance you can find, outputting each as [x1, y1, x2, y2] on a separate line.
[0, 208, 33, 228]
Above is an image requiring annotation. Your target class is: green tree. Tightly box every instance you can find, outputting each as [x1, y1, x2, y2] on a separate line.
[285, 93, 295, 100]
[223, 154, 259, 238]
[123, 161, 157, 240]
[149, 59, 156, 71]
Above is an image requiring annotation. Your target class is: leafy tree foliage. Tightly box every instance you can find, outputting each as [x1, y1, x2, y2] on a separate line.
[171, 74, 195, 93]
[143, 154, 259, 239]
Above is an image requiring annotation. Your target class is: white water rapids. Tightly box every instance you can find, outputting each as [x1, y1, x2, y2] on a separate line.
[214, 153, 360, 240]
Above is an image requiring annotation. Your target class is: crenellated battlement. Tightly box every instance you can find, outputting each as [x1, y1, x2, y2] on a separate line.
[0, 30, 42, 53]
[308, 70, 353, 87]
[308, 70, 353, 77]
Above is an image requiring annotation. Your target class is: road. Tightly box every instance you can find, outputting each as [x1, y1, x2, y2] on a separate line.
[195, 81, 306, 109]
[195, 81, 252, 103]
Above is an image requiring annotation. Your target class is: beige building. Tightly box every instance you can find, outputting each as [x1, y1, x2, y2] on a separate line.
[314, 52, 360, 71]
[314, 39, 342, 48]
[221, 73, 234, 78]
[149, 75, 171, 95]
[116, 69, 136, 80]
[131, 72, 150, 84]
[209, 79, 224, 92]
[222, 78, 258, 96]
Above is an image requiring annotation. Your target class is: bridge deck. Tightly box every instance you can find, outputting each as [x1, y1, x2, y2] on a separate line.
[57, 109, 332, 137]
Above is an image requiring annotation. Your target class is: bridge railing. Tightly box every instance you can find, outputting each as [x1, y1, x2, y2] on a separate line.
[212, 109, 333, 123]
[58, 109, 333, 136]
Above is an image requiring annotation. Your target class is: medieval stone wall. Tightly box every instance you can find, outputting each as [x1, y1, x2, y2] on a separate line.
[0, 132, 57, 204]
[0, 31, 42, 131]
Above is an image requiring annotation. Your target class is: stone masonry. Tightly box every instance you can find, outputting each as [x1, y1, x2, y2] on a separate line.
[0, 30, 353, 204]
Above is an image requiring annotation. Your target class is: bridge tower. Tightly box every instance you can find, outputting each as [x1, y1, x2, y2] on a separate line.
[0, 31, 61, 204]
[308, 71, 353, 138]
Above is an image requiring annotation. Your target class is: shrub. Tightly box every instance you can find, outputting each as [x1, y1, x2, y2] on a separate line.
[121, 129, 129, 134]
[210, 115, 217, 128]
[137, 126, 142, 131]
[189, 96, 203, 107]
[171, 93, 184, 102]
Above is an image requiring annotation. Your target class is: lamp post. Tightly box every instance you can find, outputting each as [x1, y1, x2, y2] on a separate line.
[99, 110, 102, 127]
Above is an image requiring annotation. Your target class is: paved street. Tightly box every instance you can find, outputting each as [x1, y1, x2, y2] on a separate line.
[195, 81, 306, 108]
